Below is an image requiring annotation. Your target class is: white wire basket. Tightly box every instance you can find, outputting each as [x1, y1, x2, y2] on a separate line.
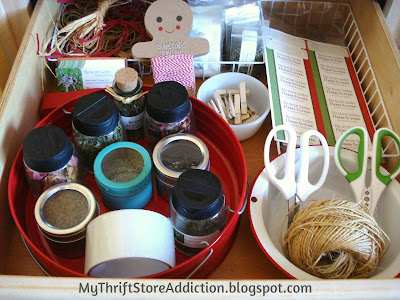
[260, 0, 399, 158]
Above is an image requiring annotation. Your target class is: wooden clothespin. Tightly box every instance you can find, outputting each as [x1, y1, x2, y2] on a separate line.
[234, 94, 241, 125]
[239, 82, 247, 114]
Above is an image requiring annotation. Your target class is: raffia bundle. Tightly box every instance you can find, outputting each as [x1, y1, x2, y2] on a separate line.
[42, 0, 121, 57]
[105, 85, 148, 104]
[282, 199, 390, 279]
[39, 0, 152, 58]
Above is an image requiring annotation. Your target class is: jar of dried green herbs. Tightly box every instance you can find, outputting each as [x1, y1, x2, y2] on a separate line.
[34, 182, 99, 258]
[169, 169, 227, 256]
[72, 93, 124, 173]
[110, 67, 146, 141]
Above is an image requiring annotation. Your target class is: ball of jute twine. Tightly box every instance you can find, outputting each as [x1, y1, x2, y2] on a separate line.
[281, 199, 390, 279]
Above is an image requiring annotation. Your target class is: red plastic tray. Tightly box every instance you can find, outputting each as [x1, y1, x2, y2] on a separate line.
[9, 86, 247, 279]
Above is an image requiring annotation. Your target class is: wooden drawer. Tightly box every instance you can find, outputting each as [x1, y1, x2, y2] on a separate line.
[1, 0, 399, 297]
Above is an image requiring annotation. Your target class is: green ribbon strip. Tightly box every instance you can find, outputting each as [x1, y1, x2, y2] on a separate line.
[266, 47, 284, 141]
[308, 49, 335, 145]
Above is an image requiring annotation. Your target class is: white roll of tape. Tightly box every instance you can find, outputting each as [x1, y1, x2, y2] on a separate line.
[85, 209, 175, 278]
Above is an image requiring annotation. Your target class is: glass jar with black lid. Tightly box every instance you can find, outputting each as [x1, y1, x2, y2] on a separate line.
[145, 81, 195, 149]
[169, 169, 227, 256]
[72, 93, 124, 172]
[153, 133, 210, 201]
[23, 125, 83, 198]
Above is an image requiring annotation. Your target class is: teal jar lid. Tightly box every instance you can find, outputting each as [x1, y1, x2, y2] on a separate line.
[94, 142, 152, 197]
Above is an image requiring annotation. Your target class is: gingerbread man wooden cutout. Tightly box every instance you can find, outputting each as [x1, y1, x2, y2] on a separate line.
[132, 0, 209, 91]
[132, 0, 209, 58]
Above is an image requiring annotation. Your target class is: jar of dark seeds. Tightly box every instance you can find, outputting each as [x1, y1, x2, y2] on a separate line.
[34, 182, 99, 258]
[23, 125, 84, 198]
[72, 93, 124, 173]
[94, 141, 153, 210]
[153, 133, 210, 201]
[169, 169, 227, 256]
[145, 81, 195, 149]
[111, 67, 146, 141]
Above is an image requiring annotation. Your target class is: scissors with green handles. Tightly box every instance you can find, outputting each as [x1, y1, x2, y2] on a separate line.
[264, 125, 330, 227]
[334, 127, 400, 214]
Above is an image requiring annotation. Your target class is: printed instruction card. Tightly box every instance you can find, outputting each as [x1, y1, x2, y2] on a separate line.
[264, 29, 374, 150]
[56, 58, 127, 92]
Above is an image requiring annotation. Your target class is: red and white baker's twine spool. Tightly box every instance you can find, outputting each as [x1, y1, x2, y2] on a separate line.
[151, 54, 196, 91]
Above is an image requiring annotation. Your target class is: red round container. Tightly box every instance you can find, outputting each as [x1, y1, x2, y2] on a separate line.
[9, 86, 247, 278]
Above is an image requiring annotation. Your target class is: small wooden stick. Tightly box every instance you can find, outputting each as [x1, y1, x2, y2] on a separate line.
[241, 113, 251, 121]
[247, 104, 256, 114]
[222, 96, 233, 119]
[213, 91, 224, 103]
[239, 82, 247, 114]
[213, 95, 228, 122]
[227, 89, 250, 95]
[228, 94, 235, 120]
[210, 99, 219, 114]
[242, 114, 260, 124]
[234, 94, 241, 125]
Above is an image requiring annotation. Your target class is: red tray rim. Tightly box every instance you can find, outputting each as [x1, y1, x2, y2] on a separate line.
[9, 86, 248, 278]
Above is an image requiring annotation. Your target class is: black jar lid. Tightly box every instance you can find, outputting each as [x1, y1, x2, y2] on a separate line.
[146, 81, 190, 123]
[73, 93, 119, 136]
[171, 169, 224, 220]
[23, 125, 73, 172]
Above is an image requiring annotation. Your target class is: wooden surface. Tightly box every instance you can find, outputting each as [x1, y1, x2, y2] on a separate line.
[0, 44, 11, 95]
[208, 118, 287, 279]
[0, 0, 32, 93]
[0, 0, 59, 275]
[2, 0, 400, 288]
[383, 0, 400, 50]
[351, 0, 400, 136]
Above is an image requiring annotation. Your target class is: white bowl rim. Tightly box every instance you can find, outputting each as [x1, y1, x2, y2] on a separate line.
[249, 146, 400, 280]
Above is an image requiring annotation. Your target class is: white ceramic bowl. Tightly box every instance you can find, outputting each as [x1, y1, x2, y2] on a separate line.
[196, 72, 270, 141]
[250, 146, 400, 279]
[85, 209, 175, 278]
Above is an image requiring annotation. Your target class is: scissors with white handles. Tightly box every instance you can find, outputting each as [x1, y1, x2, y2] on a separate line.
[264, 125, 330, 227]
[334, 126, 400, 214]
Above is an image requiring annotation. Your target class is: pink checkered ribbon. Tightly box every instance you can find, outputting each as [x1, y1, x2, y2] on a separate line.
[151, 54, 196, 91]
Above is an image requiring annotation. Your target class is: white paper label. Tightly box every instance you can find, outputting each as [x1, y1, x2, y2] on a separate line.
[81, 59, 125, 89]
[120, 112, 144, 131]
[273, 49, 319, 144]
[239, 30, 258, 68]
[315, 52, 368, 149]
[173, 227, 220, 249]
